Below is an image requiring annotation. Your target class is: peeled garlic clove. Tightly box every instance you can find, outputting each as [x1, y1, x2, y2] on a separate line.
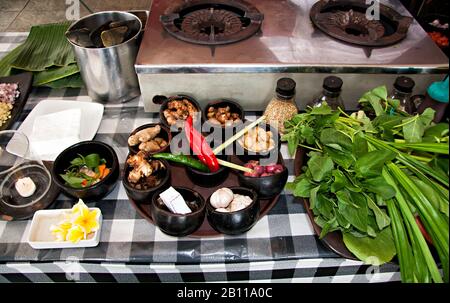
[210, 188, 234, 209]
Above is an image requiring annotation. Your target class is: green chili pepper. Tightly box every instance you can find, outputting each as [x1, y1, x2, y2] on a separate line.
[153, 153, 210, 172]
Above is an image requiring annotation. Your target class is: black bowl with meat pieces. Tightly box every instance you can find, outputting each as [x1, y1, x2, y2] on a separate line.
[203, 99, 245, 134]
[52, 141, 120, 200]
[158, 95, 202, 133]
[128, 123, 171, 155]
[151, 187, 205, 237]
[122, 153, 171, 204]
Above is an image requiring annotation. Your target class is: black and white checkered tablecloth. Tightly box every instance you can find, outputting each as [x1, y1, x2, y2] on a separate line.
[0, 33, 400, 282]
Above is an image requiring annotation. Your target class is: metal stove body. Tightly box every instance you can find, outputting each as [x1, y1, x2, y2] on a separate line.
[135, 0, 449, 112]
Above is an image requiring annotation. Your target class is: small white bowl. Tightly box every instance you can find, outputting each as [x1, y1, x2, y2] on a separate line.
[27, 208, 102, 249]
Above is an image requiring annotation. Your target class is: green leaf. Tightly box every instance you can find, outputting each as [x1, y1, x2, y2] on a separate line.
[11, 22, 76, 71]
[336, 190, 368, 233]
[320, 128, 353, 151]
[60, 174, 85, 188]
[309, 104, 332, 115]
[354, 150, 396, 178]
[402, 116, 425, 143]
[423, 123, 449, 142]
[287, 135, 299, 156]
[343, 227, 396, 265]
[411, 176, 448, 217]
[352, 134, 368, 158]
[315, 192, 336, 220]
[38, 72, 84, 89]
[359, 92, 384, 116]
[0, 44, 25, 76]
[360, 176, 396, 200]
[418, 108, 435, 128]
[307, 153, 334, 182]
[70, 157, 85, 167]
[301, 125, 315, 145]
[331, 169, 361, 193]
[373, 115, 404, 130]
[292, 178, 314, 198]
[366, 194, 391, 230]
[84, 153, 101, 169]
[32, 64, 79, 86]
[371, 85, 388, 101]
[319, 217, 339, 239]
[323, 146, 355, 170]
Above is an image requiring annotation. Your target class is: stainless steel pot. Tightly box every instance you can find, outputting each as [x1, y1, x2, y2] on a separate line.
[66, 11, 142, 103]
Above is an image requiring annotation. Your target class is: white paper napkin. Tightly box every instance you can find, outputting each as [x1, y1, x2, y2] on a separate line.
[29, 108, 82, 160]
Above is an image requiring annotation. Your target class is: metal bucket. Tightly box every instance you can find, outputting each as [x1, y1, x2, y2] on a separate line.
[66, 11, 142, 103]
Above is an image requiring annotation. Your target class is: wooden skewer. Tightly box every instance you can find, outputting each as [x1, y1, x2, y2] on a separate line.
[213, 115, 266, 155]
[217, 159, 253, 173]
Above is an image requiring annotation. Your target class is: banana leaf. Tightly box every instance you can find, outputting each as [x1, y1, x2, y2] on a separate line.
[11, 22, 76, 71]
[39, 73, 84, 89]
[33, 64, 79, 86]
[0, 44, 25, 77]
[0, 22, 82, 89]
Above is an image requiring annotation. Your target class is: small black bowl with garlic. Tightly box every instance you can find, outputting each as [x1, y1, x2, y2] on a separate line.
[206, 187, 259, 235]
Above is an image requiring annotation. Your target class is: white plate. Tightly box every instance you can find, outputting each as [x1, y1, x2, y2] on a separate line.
[8, 99, 104, 161]
[28, 208, 102, 249]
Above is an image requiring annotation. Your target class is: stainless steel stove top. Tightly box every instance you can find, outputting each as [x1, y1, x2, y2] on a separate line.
[136, 0, 448, 74]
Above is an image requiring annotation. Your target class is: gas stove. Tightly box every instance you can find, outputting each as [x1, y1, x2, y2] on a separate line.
[135, 0, 448, 112]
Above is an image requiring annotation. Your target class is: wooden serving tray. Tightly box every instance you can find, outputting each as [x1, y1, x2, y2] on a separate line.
[293, 148, 358, 260]
[128, 154, 284, 237]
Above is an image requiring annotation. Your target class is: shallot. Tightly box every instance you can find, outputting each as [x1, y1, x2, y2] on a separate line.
[243, 161, 285, 177]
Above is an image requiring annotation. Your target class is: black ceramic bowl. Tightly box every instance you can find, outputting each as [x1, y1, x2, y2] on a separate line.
[52, 141, 120, 200]
[237, 165, 288, 199]
[185, 155, 230, 188]
[151, 187, 205, 237]
[236, 122, 281, 163]
[158, 95, 202, 133]
[203, 99, 245, 132]
[128, 123, 172, 155]
[122, 155, 171, 204]
[206, 187, 259, 235]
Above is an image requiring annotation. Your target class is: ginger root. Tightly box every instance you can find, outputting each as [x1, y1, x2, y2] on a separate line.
[128, 125, 161, 146]
[126, 152, 153, 184]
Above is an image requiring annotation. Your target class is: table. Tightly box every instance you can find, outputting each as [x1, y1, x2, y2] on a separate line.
[0, 32, 400, 283]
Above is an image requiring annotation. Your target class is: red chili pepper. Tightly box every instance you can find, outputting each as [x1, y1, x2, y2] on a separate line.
[184, 116, 220, 172]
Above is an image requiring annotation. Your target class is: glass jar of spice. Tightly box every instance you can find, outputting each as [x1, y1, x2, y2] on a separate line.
[264, 78, 298, 134]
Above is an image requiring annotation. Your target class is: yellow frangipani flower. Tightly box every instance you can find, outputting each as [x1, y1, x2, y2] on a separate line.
[50, 222, 72, 242]
[71, 199, 89, 216]
[66, 225, 85, 243]
[50, 199, 100, 243]
[73, 207, 99, 235]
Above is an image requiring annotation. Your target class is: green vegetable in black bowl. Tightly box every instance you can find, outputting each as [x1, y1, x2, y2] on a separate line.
[60, 153, 111, 189]
[52, 140, 119, 200]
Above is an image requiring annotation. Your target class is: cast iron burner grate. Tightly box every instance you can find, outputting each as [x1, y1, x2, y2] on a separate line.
[160, 0, 264, 45]
[310, 0, 413, 47]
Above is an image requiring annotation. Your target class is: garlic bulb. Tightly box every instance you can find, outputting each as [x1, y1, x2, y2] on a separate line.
[210, 188, 234, 209]
[229, 194, 253, 212]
